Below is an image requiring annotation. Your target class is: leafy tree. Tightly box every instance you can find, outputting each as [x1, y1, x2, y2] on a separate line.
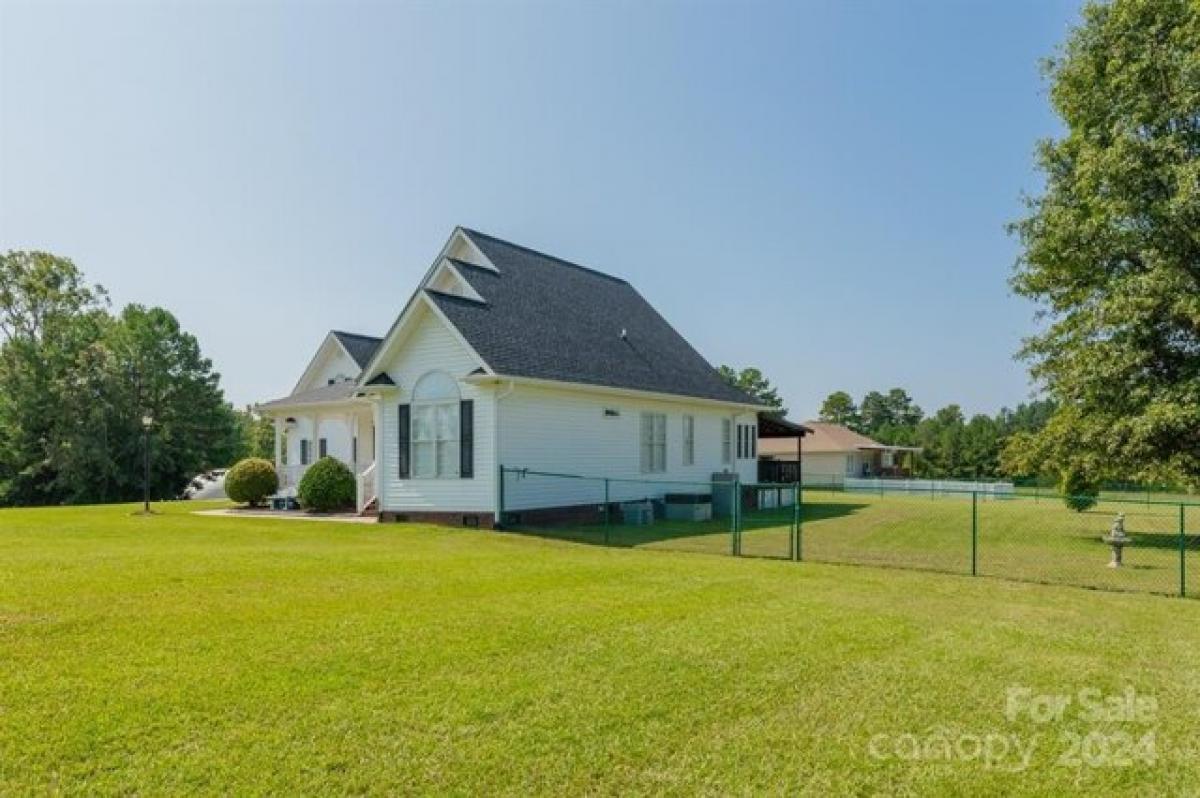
[0, 251, 243, 506]
[996, 399, 1056, 436]
[0, 252, 108, 504]
[911, 405, 968, 477]
[886, 388, 924, 428]
[717, 365, 787, 417]
[859, 389, 923, 436]
[818, 391, 860, 429]
[1060, 465, 1099, 512]
[858, 391, 890, 434]
[1009, 0, 1200, 484]
[231, 406, 276, 461]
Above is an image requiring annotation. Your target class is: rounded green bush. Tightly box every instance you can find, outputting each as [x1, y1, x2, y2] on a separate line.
[297, 456, 356, 512]
[1060, 466, 1099, 513]
[225, 458, 279, 507]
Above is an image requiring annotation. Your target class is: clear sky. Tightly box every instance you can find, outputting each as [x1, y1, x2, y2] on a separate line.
[1, 0, 1080, 420]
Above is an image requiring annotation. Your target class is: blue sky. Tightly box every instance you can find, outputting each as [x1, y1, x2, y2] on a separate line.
[0, 0, 1079, 419]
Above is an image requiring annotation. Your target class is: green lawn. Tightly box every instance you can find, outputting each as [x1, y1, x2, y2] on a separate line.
[3, 501, 1200, 794]
[517, 489, 1200, 597]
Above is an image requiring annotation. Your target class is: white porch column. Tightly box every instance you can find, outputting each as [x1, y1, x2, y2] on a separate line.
[372, 398, 384, 502]
[273, 416, 283, 470]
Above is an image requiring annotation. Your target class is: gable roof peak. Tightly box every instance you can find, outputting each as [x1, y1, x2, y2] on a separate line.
[459, 227, 629, 286]
[329, 330, 383, 369]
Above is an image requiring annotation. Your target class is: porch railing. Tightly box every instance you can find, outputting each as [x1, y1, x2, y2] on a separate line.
[357, 462, 377, 514]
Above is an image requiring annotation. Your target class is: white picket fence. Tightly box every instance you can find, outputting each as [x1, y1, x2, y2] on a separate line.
[842, 477, 1015, 499]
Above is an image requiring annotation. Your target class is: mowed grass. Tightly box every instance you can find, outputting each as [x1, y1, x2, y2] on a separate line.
[3, 502, 1200, 795]
[520, 489, 1200, 597]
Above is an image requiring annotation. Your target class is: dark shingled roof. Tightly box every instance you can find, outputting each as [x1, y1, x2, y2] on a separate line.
[258, 382, 360, 410]
[331, 331, 383, 369]
[424, 229, 760, 406]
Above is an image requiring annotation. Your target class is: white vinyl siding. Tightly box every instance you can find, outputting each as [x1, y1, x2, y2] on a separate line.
[376, 305, 495, 512]
[499, 384, 758, 511]
[640, 412, 666, 473]
[682, 415, 695, 466]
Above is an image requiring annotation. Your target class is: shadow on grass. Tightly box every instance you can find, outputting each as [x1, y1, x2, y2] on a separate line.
[506, 499, 871, 552]
[1122, 533, 1200, 552]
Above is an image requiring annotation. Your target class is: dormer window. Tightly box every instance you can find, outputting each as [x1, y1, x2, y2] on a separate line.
[426, 259, 485, 303]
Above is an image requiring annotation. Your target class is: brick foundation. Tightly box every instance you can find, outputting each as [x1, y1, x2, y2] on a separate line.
[378, 510, 496, 529]
[501, 502, 608, 527]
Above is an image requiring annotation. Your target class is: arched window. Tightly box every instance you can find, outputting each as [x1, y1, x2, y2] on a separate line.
[411, 370, 460, 478]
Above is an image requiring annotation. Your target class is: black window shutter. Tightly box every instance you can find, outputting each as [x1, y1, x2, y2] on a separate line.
[398, 404, 411, 479]
[460, 400, 474, 478]
[319, 438, 327, 458]
[737, 425, 744, 459]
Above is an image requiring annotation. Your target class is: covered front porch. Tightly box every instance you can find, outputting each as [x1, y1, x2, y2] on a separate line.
[257, 382, 383, 514]
[755, 414, 811, 484]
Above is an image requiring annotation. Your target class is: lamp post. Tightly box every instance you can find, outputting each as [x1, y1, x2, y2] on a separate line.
[141, 413, 153, 514]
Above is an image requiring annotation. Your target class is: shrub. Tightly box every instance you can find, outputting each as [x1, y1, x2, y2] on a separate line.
[225, 458, 278, 507]
[1060, 466, 1099, 512]
[297, 456, 356, 512]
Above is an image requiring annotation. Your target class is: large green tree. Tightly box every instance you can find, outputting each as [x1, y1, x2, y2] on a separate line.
[0, 251, 243, 505]
[1009, 0, 1200, 485]
[717, 365, 787, 417]
[859, 388, 923, 435]
[0, 252, 108, 503]
[818, 391, 860, 428]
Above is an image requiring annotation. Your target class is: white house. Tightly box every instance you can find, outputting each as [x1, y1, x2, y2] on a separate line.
[758, 421, 920, 485]
[257, 227, 788, 525]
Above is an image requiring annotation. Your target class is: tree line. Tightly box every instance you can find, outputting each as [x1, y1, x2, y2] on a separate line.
[718, 367, 1057, 481]
[818, 389, 1055, 480]
[0, 252, 270, 506]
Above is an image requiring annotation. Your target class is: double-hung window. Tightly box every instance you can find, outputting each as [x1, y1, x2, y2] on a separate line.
[640, 413, 666, 473]
[682, 415, 695, 466]
[735, 423, 757, 459]
[411, 371, 460, 478]
[721, 418, 732, 464]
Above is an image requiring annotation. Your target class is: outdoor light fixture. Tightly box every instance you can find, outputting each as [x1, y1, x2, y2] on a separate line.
[141, 414, 153, 514]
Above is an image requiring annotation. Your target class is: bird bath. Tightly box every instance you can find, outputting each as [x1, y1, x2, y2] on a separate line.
[1103, 513, 1130, 568]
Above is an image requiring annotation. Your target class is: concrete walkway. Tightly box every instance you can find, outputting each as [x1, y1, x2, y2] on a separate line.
[193, 508, 377, 524]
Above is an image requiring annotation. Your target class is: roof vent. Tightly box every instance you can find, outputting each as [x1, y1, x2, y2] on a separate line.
[620, 328, 627, 340]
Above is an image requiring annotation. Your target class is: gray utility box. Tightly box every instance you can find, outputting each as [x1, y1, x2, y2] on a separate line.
[663, 493, 713, 522]
[621, 500, 654, 526]
[710, 472, 738, 519]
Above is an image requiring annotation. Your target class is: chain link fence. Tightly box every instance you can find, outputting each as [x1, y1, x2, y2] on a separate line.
[498, 467, 1198, 599]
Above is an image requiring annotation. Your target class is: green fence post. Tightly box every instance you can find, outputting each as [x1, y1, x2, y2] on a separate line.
[1180, 503, 1187, 598]
[793, 481, 802, 562]
[603, 478, 611, 546]
[971, 490, 978, 576]
[497, 465, 506, 529]
[733, 478, 741, 556]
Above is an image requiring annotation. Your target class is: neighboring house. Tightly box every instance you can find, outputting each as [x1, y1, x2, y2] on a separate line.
[257, 227, 789, 524]
[758, 422, 921, 483]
